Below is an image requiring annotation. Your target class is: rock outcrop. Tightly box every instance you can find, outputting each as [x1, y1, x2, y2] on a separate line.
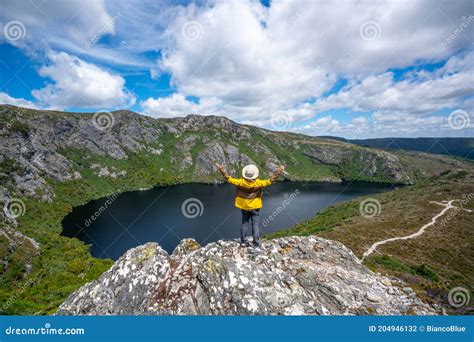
[57, 236, 436, 315]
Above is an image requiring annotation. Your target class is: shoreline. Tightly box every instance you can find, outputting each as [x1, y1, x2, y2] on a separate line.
[59, 179, 403, 259]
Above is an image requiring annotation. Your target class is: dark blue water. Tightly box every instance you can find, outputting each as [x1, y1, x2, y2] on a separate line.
[61, 182, 396, 260]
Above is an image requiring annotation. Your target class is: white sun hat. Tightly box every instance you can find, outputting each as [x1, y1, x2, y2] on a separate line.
[242, 164, 259, 180]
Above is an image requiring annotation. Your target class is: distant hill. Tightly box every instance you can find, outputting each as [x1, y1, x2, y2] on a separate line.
[321, 137, 474, 160]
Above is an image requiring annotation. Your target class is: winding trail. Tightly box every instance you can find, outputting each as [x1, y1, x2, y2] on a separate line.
[362, 199, 472, 260]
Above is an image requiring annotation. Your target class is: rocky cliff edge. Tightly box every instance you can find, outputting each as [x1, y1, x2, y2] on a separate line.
[57, 236, 436, 315]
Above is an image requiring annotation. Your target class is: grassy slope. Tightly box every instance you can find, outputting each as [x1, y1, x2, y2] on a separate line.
[0, 127, 182, 314]
[0, 157, 178, 314]
[266, 170, 474, 314]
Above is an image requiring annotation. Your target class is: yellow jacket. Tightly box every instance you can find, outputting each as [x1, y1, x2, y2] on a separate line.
[226, 177, 273, 210]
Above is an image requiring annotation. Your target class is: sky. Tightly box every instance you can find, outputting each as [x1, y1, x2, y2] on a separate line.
[0, 0, 473, 138]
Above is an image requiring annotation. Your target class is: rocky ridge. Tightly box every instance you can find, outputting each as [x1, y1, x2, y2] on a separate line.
[57, 236, 436, 315]
[1, 105, 462, 206]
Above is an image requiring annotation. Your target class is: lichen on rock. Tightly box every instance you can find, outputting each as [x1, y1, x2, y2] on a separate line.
[57, 236, 437, 316]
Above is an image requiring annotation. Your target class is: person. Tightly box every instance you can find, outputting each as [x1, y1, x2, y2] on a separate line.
[215, 162, 285, 247]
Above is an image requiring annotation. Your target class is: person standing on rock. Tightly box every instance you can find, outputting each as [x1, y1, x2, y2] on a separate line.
[215, 162, 285, 247]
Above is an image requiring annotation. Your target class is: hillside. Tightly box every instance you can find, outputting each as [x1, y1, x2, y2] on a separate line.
[0, 104, 472, 314]
[267, 171, 474, 314]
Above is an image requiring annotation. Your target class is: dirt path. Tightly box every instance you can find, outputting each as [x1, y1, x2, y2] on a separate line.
[361, 199, 471, 261]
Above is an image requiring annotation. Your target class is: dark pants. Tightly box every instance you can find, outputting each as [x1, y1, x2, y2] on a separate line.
[241, 209, 260, 246]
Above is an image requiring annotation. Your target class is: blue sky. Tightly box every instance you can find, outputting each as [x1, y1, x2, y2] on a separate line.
[0, 0, 473, 138]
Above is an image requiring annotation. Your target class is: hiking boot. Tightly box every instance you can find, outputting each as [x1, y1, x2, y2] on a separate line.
[240, 240, 251, 247]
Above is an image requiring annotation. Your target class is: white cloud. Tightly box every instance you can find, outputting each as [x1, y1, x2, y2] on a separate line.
[158, 0, 334, 121]
[0, 0, 173, 68]
[303, 115, 341, 132]
[291, 113, 474, 139]
[313, 50, 474, 116]
[143, 47, 473, 137]
[0, 92, 37, 108]
[0, 0, 114, 47]
[1, 0, 473, 138]
[150, 68, 161, 80]
[291, 49, 474, 138]
[141, 93, 199, 118]
[153, 0, 473, 124]
[31, 51, 135, 109]
[141, 93, 224, 118]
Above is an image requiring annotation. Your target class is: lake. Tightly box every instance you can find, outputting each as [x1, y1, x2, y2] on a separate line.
[61, 181, 396, 260]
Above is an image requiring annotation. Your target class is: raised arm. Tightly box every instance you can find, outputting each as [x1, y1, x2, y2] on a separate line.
[215, 162, 230, 180]
[256, 165, 285, 187]
[269, 165, 285, 183]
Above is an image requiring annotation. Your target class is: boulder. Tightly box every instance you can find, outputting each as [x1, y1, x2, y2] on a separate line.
[57, 236, 436, 316]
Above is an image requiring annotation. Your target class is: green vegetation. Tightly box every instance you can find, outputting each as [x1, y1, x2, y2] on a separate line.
[368, 255, 413, 273]
[246, 131, 337, 180]
[9, 120, 30, 136]
[266, 170, 474, 313]
[266, 200, 359, 239]
[0, 157, 25, 183]
[0, 148, 180, 314]
[366, 255, 440, 282]
[0, 225, 112, 315]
